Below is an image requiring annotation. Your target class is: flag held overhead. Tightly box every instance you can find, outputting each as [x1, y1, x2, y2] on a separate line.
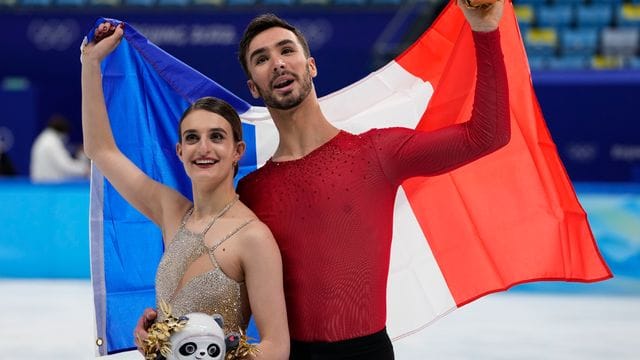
[88, 0, 610, 355]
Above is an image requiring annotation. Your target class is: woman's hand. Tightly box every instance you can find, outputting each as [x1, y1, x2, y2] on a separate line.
[81, 22, 125, 64]
[133, 308, 157, 354]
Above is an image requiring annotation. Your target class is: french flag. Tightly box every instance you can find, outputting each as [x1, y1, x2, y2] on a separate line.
[89, 1, 611, 355]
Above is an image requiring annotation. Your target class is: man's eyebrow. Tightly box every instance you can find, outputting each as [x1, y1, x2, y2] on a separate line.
[249, 47, 266, 63]
[276, 39, 296, 48]
[249, 39, 297, 63]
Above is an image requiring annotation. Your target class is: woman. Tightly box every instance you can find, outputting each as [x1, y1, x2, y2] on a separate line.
[81, 22, 289, 359]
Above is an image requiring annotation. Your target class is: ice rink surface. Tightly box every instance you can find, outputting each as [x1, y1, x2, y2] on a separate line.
[1, 279, 638, 360]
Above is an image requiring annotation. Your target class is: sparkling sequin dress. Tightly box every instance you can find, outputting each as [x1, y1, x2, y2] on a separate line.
[155, 208, 253, 334]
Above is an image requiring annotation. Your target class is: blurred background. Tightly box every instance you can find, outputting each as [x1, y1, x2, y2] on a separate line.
[0, 0, 639, 359]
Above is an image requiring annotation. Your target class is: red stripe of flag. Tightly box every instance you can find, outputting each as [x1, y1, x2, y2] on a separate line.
[396, 0, 611, 306]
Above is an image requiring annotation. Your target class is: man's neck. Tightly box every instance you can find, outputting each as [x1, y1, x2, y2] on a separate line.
[269, 93, 339, 162]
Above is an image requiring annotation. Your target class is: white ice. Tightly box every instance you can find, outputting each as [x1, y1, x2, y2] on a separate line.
[1, 279, 638, 360]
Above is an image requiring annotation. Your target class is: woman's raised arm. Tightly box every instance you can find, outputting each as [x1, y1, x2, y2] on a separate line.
[81, 22, 189, 231]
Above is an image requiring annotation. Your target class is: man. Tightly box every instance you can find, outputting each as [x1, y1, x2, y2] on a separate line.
[30, 114, 89, 182]
[137, 1, 508, 358]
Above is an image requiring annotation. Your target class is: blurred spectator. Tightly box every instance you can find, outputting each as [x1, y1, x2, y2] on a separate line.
[0, 149, 15, 176]
[30, 114, 89, 182]
[0, 126, 16, 176]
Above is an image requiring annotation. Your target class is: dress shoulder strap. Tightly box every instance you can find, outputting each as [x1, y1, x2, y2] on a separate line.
[200, 195, 240, 236]
[180, 207, 194, 228]
[205, 219, 256, 270]
[210, 219, 256, 252]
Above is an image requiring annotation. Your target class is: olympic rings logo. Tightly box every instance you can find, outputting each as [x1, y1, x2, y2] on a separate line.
[292, 19, 332, 50]
[565, 142, 598, 162]
[27, 18, 80, 51]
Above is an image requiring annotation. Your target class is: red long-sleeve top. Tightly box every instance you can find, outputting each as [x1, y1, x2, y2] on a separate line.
[237, 30, 509, 342]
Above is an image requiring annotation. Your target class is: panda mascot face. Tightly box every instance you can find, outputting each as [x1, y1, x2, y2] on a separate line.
[168, 313, 226, 360]
[173, 335, 223, 360]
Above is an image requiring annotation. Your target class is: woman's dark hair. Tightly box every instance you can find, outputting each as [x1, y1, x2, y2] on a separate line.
[178, 97, 243, 175]
[238, 13, 311, 77]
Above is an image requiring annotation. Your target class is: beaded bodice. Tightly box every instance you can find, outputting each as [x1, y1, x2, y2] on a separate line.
[155, 205, 253, 334]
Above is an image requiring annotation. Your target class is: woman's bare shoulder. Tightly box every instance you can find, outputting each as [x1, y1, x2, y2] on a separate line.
[243, 218, 276, 243]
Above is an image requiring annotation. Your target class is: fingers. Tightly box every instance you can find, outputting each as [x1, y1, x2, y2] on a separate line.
[93, 21, 124, 44]
[134, 325, 147, 352]
[143, 307, 157, 326]
[81, 22, 125, 63]
[134, 331, 143, 352]
[133, 308, 157, 353]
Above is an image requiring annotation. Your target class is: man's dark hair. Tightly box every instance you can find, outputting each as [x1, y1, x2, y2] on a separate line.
[238, 14, 311, 77]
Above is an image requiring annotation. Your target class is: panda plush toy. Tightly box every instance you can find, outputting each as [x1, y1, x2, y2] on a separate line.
[142, 306, 251, 360]
[166, 313, 239, 360]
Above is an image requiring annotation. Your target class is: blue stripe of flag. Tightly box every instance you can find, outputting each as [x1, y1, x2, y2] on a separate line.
[87, 18, 259, 354]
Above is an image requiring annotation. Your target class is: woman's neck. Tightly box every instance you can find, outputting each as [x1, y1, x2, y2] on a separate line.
[191, 181, 238, 221]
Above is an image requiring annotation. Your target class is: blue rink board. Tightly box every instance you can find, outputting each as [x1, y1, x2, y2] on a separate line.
[0, 179, 638, 294]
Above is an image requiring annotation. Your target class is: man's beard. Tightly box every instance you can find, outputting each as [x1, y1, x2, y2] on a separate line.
[258, 65, 313, 110]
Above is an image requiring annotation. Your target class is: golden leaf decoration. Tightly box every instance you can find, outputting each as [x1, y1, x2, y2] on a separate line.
[141, 299, 188, 360]
[225, 328, 260, 360]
